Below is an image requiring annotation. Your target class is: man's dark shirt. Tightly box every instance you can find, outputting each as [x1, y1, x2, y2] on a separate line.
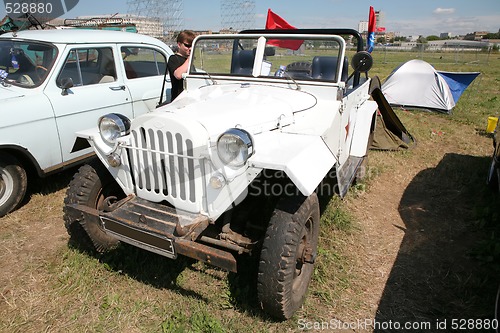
[167, 53, 187, 101]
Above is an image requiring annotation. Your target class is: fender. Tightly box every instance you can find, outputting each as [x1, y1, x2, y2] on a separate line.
[0, 144, 43, 176]
[349, 99, 378, 157]
[250, 131, 337, 196]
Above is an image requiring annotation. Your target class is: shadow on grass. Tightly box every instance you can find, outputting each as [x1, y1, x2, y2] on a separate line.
[69, 237, 209, 302]
[17, 164, 81, 211]
[375, 153, 499, 331]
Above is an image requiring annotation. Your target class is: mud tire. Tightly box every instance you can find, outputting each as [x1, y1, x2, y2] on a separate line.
[0, 152, 27, 217]
[63, 160, 124, 252]
[257, 193, 320, 320]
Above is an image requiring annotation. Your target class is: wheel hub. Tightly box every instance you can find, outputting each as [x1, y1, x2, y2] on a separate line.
[0, 167, 14, 206]
[301, 246, 315, 264]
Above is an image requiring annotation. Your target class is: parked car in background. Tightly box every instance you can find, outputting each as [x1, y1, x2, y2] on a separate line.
[0, 29, 173, 217]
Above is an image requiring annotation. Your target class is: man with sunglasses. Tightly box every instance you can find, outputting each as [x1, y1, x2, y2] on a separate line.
[167, 30, 195, 101]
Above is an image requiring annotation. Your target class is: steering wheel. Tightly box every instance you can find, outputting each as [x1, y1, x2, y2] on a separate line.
[18, 74, 34, 86]
[35, 65, 48, 80]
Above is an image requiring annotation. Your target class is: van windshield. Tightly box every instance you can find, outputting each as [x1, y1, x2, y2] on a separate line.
[0, 40, 57, 88]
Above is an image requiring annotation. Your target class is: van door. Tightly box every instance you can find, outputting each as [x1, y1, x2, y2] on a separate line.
[44, 44, 134, 163]
[120, 45, 171, 114]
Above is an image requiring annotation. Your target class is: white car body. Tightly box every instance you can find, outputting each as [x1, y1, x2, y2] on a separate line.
[0, 29, 173, 215]
[81, 31, 378, 221]
[65, 29, 380, 320]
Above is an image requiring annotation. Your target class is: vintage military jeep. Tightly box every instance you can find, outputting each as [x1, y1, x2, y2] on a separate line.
[64, 29, 378, 320]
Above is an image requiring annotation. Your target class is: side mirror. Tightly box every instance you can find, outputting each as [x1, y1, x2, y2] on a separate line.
[60, 77, 74, 96]
[351, 51, 373, 73]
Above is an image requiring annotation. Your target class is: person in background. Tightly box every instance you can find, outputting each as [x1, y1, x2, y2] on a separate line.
[167, 30, 195, 101]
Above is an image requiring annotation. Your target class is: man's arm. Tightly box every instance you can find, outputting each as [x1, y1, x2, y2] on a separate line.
[173, 58, 189, 80]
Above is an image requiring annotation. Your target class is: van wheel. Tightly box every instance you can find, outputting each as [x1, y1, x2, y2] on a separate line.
[257, 193, 320, 320]
[63, 160, 124, 252]
[0, 152, 27, 217]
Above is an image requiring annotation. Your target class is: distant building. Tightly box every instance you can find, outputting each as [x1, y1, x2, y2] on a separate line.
[71, 14, 164, 38]
[440, 32, 451, 39]
[376, 11, 385, 28]
[465, 31, 489, 41]
[358, 21, 368, 33]
[219, 28, 238, 35]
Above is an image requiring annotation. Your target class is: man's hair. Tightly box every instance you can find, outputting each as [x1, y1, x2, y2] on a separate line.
[177, 30, 196, 43]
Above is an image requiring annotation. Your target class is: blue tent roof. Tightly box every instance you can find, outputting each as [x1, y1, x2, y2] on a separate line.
[437, 71, 480, 104]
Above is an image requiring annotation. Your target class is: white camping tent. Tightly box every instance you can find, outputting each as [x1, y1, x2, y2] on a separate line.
[382, 60, 460, 113]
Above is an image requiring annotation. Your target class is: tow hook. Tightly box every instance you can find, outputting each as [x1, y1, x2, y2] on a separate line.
[102, 194, 134, 212]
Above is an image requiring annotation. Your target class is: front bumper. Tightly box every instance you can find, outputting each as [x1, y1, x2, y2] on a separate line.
[66, 195, 238, 272]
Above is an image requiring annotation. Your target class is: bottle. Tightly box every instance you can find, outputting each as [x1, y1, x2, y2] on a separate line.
[275, 65, 286, 77]
[11, 54, 19, 70]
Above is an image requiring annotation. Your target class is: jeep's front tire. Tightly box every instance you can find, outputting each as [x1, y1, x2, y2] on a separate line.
[257, 193, 320, 320]
[63, 160, 123, 252]
[0, 152, 28, 217]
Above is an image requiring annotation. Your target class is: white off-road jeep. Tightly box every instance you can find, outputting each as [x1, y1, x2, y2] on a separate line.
[64, 29, 379, 320]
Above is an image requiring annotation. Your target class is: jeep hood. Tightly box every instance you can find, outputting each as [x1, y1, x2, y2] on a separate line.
[163, 84, 317, 135]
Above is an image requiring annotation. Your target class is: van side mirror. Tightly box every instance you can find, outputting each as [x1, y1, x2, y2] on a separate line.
[60, 77, 74, 96]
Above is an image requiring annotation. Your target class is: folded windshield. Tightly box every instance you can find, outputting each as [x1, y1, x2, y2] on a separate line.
[190, 35, 348, 82]
[0, 40, 57, 87]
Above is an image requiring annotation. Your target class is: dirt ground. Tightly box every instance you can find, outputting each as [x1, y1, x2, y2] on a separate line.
[0, 111, 498, 332]
[342, 112, 499, 331]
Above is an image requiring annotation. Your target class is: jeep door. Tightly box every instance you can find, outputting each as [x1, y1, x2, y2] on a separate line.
[44, 44, 134, 164]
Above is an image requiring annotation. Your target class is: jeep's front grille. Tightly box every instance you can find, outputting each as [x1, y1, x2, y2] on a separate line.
[124, 126, 206, 211]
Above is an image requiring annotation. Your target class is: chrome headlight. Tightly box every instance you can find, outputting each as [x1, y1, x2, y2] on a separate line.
[98, 113, 131, 145]
[217, 128, 254, 167]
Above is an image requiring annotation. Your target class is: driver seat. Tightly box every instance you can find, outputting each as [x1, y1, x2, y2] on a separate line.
[230, 50, 255, 75]
[311, 56, 349, 82]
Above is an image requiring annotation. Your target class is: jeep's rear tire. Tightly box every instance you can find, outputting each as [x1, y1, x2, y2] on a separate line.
[0, 152, 27, 217]
[63, 160, 124, 252]
[257, 193, 320, 320]
[286, 61, 312, 72]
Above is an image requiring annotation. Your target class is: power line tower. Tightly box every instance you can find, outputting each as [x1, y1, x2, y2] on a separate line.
[126, 0, 184, 41]
[220, 0, 256, 32]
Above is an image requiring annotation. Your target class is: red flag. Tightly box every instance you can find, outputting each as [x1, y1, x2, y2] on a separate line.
[367, 6, 376, 52]
[265, 9, 303, 50]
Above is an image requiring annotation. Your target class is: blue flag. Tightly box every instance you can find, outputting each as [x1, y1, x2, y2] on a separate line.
[367, 6, 376, 53]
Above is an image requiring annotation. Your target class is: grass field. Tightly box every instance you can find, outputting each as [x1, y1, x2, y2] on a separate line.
[0, 48, 499, 332]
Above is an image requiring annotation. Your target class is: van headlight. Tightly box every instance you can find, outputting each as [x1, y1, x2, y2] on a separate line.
[98, 113, 131, 145]
[217, 128, 254, 167]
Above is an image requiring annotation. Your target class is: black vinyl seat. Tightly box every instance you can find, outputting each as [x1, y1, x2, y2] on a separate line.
[230, 49, 255, 75]
[311, 56, 349, 82]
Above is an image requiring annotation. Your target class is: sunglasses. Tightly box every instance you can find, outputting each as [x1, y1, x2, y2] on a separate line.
[183, 42, 192, 48]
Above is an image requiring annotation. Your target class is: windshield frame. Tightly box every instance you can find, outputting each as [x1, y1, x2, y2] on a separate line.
[0, 39, 58, 88]
[188, 33, 347, 84]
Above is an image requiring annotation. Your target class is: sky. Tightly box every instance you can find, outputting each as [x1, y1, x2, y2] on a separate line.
[1, 0, 499, 37]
